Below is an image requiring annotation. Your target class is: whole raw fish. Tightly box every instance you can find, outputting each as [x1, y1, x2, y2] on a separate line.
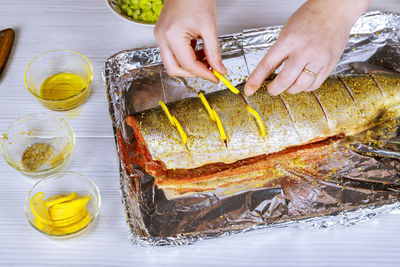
[126, 73, 400, 174]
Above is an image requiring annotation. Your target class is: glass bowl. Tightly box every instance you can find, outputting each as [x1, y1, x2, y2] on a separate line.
[24, 49, 93, 111]
[25, 171, 101, 238]
[105, 0, 159, 27]
[1, 113, 75, 177]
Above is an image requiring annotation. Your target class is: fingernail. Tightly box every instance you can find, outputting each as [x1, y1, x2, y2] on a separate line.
[215, 64, 227, 75]
[221, 64, 227, 74]
[245, 85, 256, 96]
[211, 76, 219, 84]
[267, 86, 279, 96]
[287, 88, 299, 94]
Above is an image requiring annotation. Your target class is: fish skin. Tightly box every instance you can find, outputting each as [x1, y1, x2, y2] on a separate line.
[339, 75, 384, 122]
[314, 77, 361, 131]
[127, 73, 400, 171]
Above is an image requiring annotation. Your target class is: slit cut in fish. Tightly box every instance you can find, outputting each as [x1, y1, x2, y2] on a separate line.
[337, 76, 364, 118]
[278, 94, 301, 139]
[312, 91, 329, 126]
[368, 73, 386, 100]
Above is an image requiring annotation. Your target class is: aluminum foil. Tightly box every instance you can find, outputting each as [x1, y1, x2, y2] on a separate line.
[104, 11, 400, 246]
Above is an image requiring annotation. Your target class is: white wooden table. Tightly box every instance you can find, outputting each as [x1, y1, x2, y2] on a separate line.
[1, 1, 400, 266]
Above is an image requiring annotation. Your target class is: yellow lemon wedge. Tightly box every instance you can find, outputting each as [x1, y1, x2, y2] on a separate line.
[246, 105, 266, 137]
[158, 100, 174, 125]
[198, 93, 227, 142]
[52, 208, 88, 227]
[198, 93, 213, 118]
[31, 192, 92, 236]
[212, 69, 240, 94]
[44, 192, 78, 208]
[48, 195, 90, 221]
[171, 117, 188, 145]
[211, 109, 227, 141]
[30, 192, 53, 226]
[159, 100, 188, 145]
[35, 218, 63, 235]
[55, 212, 91, 234]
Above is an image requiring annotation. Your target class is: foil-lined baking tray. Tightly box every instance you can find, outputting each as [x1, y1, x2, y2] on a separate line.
[104, 11, 400, 246]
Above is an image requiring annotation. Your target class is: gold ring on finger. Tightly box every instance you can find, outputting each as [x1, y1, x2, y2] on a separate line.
[303, 68, 317, 78]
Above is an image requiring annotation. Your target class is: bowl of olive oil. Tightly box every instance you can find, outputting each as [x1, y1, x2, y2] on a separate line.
[24, 50, 93, 111]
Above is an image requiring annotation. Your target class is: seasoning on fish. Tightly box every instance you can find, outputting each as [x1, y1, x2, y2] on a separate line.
[198, 93, 227, 142]
[212, 69, 240, 94]
[158, 100, 187, 145]
[246, 105, 266, 137]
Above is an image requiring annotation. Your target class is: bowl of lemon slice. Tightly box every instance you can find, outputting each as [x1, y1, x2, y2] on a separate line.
[25, 171, 101, 238]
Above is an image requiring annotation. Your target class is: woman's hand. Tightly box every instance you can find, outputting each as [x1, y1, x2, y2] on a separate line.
[244, 0, 371, 96]
[154, 0, 226, 83]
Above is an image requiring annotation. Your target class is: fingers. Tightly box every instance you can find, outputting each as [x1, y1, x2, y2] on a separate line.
[287, 64, 322, 94]
[156, 30, 218, 82]
[245, 42, 329, 96]
[163, 35, 217, 83]
[201, 28, 227, 75]
[244, 43, 289, 96]
[153, 0, 224, 83]
[158, 27, 224, 83]
[308, 67, 330, 92]
[158, 44, 196, 78]
[307, 60, 337, 91]
[266, 55, 308, 96]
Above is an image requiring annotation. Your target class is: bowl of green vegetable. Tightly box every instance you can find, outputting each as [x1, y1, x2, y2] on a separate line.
[105, 0, 163, 26]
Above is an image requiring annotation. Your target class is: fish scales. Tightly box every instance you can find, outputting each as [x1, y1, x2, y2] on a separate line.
[206, 89, 264, 157]
[314, 77, 361, 131]
[340, 75, 384, 122]
[128, 74, 400, 171]
[280, 91, 330, 141]
[370, 73, 400, 104]
[245, 85, 299, 156]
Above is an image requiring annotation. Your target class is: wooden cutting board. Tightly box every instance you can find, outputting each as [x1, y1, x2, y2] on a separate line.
[0, 28, 15, 77]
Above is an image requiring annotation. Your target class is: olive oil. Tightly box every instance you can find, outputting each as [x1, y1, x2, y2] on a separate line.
[38, 73, 90, 110]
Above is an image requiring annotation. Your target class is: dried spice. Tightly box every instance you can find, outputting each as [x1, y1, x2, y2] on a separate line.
[21, 143, 54, 171]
